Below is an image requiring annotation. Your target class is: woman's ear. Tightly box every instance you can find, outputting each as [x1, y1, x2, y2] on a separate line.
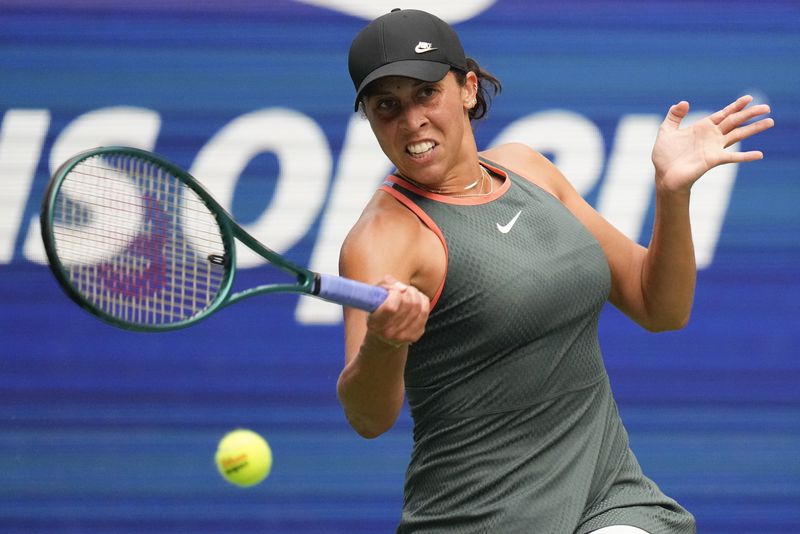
[463, 71, 479, 109]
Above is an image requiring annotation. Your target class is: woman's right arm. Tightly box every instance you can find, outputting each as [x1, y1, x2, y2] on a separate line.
[336, 195, 432, 438]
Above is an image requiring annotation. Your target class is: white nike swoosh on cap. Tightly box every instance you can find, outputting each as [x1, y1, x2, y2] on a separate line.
[414, 42, 438, 54]
[496, 210, 522, 234]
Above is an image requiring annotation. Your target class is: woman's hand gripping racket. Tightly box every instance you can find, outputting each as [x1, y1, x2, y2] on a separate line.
[40, 146, 388, 331]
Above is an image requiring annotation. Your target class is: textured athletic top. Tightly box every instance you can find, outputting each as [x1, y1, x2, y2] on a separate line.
[379, 158, 695, 534]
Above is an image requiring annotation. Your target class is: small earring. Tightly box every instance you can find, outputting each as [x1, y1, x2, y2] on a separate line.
[468, 98, 477, 109]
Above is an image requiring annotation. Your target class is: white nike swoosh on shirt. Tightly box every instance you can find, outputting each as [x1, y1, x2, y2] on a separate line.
[496, 210, 522, 234]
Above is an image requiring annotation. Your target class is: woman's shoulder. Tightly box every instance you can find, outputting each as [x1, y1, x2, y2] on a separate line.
[480, 143, 569, 200]
[482, 142, 538, 163]
[341, 188, 445, 297]
[344, 190, 420, 250]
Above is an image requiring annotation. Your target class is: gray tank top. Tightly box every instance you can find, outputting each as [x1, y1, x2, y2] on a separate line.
[379, 158, 695, 533]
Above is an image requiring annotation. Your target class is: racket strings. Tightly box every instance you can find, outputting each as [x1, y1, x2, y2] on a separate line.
[64, 164, 229, 222]
[51, 154, 228, 326]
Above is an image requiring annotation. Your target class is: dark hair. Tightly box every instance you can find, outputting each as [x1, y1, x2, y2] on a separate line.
[454, 57, 502, 121]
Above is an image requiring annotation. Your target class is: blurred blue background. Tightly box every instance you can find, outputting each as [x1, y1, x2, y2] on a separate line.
[1, 1, 798, 532]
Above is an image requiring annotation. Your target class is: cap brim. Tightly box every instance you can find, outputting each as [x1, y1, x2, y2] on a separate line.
[353, 60, 451, 111]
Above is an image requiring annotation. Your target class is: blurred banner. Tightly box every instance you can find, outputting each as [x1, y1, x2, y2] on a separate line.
[1, 1, 798, 533]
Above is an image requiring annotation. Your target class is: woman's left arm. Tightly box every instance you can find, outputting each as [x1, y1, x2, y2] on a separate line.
[638, 95, 774, 330]
[506, 95, 773, 331]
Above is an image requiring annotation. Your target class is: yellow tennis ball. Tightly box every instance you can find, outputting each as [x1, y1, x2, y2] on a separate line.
[215, 429, 272, 487]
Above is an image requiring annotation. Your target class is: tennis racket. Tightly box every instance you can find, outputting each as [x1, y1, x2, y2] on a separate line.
[40, 146, 387, 331]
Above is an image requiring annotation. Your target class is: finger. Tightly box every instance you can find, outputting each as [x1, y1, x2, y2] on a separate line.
[724, 117, 775, 147]
[398, 286, 429, 321]
[411, 290, 431, 322]
[405, 291, 430, 340]
[377, 275, 413, 296]
[382, 283, 421, 316]
[662, 101, 690, 130]
[378, 274, 399, 288]
[371, 278, 410, 316]
[398, 285, 426, 320]
[418, 291, 430, 313]
[721, 150, 764, 164]
[709, 95, 753, 125]
[367, 292, 411, 343]
[380, 288, 428, 343]
[718, 103, 772, 134]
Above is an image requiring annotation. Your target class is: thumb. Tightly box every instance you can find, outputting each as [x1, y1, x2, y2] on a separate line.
[663, 100, 690, 129]
[378, 274, 408, 292]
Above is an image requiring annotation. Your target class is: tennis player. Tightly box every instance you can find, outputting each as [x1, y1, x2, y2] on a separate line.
[336, 9, 773, 533]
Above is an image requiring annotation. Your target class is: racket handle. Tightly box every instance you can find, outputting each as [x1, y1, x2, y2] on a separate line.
[315, 274, 388, 312]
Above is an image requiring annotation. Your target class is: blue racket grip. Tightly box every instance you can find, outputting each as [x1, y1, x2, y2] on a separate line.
[315, 274, 389, 312]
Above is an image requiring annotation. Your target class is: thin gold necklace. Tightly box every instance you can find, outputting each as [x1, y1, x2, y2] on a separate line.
[400, 166, 494, 198]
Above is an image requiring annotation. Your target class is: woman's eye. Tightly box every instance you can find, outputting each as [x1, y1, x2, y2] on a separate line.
[419, 86, 437, 99]
[376, 99, 397, 112]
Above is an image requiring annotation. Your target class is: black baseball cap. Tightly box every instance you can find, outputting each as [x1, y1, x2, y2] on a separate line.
[348, 9, 468, 111]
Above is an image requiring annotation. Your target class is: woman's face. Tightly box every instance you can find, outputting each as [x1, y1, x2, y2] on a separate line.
[362, 71, 477, 187]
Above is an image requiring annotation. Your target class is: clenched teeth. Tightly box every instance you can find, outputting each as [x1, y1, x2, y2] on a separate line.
[407, 141, 435, 155]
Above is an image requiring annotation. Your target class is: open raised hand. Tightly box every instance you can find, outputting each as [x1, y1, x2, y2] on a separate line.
[651, 95, 774, 194]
